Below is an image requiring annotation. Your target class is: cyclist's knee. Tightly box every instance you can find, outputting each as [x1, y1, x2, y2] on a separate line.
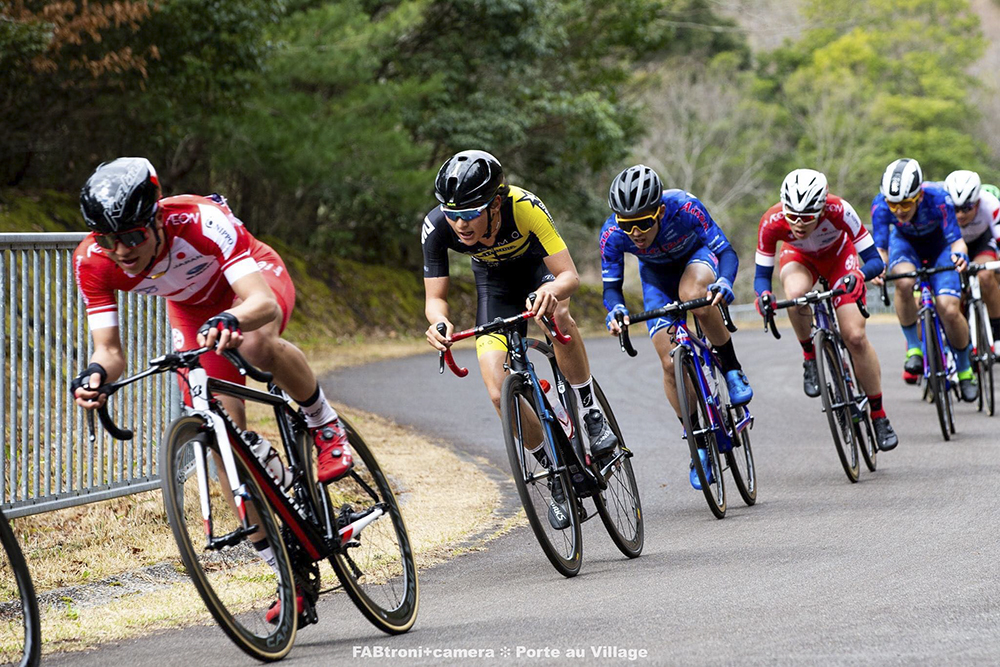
[553, 301, 576, 332]
[241, 330, 282, 370]
[980, 270, 999, 291]
[894, 278, 916, 293]
[842, 326, 868, 352]
[938, 298, 962, 320]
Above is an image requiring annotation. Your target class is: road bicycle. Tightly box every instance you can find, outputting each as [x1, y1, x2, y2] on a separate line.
[881, 265, 959, 441]
[437, 297, 643, 577]
[615, 289, 755, 519]
[962, 261, 1000, 416]
[90, 346, 418, 661]
[0, 508, 41, 667]
[760, 281, 877, 482]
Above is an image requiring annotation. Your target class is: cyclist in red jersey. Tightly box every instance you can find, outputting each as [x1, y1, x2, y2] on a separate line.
[754, 169, 898, 451]
[71, 158, 352, 482]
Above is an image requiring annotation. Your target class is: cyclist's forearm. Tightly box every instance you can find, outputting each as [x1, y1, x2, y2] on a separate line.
[858, 245, 885, 281]
[90, 344, 126, 383]
[547, 270, 580, 301]
[425, 297, 450, 325]
[227, 292, 281, 332]
[603, 279, 626, 311]
[753, 263, 773, 296]
[950, 239, 969, 256]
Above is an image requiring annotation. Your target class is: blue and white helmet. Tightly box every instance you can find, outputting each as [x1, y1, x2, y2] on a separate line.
[880, 158, 923, 203]
[944, 170, 981, 209]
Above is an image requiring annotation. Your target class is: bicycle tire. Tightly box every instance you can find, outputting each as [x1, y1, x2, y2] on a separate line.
[712, 362, 756, 505]
[307, 416, 419, 634]
[815, 330, 860, 483]
[501, 373, 583, 576]
[924, 310, 951, 441]
[0, 509, 41, 667]
[591, 380, 643, 558]
[160, 415, 297, 662]
[675, 346, 726, 518]
[976, 301, 995, 416]
[856, 411, 877, 472]
[972, 302, 986, 413]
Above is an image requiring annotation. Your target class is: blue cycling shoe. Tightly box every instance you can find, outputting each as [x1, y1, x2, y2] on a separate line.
[724, 369, 753, 405]
[689, 448, 715, 490]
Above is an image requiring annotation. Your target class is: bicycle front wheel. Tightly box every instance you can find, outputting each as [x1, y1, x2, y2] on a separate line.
[975, 301, 995, 416]
[315, 416, 419, 634]
[0, 509, 40, 667]
[501, 373, 583, 577]
[815, 330, 859, 483]
[675, 346, 726, 519]
[924, 310, 952, 441]
[160, 415, 297, 662]
[591, 379, 643, 558]
[716, 374, 756, 506]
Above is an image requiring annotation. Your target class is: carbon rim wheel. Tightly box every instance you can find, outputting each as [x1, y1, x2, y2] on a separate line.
[592, 380, 643, 558]
[977, 303, 995, 416]
[924, 311, 951, 441]
[715, 368, 756, 505]
[311, 416, 419, 634]
[160, 415, 297, 662]
[675, 347, 726, 519]
[815, 331, 860, 483]
[501, 373, 583, 577]
[0, 509, 41, 667]
[857, 412, 877, 472]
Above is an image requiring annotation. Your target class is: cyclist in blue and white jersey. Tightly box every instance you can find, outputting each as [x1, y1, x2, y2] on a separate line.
[601, 164, 752, 489]
[872, 158, 977, 401]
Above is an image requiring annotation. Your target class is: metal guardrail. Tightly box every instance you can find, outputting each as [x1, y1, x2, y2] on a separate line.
[0, 233, 180, 518]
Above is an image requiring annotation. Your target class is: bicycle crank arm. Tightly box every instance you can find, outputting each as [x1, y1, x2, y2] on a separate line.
[339, 507, 385, 546]
[206, 524, 260, 551]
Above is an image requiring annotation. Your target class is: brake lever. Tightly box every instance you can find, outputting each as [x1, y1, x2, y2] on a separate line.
[615, 311, 637, 357]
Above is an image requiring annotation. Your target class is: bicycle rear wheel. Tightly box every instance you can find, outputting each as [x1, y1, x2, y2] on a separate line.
[591, 380, 643, 558]
[675, 346, 726, 519]
[160, 415, 297, 662]
[0, 509, 40, 667]
[924, 310, 952, 441]
[501, 373, 583, 577]
[815, 330, 859, 483]
[304, 416, 419, 634]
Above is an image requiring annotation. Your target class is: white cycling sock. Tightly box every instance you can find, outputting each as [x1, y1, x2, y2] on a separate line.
[300, 384, 338, 428]
[571, 376, 603, 426]
[252, 539, 280, 578]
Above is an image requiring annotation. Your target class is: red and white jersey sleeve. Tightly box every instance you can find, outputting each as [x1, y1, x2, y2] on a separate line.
[755, 195, 871, 268]
[73, 194, 264, 331]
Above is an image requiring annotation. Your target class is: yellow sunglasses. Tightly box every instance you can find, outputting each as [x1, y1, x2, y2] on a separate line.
[616, 204, 665, 233]
[887, 196, 919, 214]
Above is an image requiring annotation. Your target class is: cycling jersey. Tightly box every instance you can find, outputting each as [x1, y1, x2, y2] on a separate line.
[755, 196, 873, 268]
[871, 183, 960, 251]
[927, 182, 1000, 244]
[421, 185, 567, 277]
[600, 190, 737, 311]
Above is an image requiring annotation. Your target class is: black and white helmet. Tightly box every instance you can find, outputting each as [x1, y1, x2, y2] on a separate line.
[608, 164, 663, 217]
[880, 158, 923, 203]
[944, 170, 981, 209]
[780, 169, 828, 215]
[80, 157, 161, 233]
[434, 150, 506, 209]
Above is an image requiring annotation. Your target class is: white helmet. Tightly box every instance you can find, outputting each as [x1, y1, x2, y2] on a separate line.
[781, 169, 829, 215]
[944, 170, 981, 209]
[880, 158, 922, 203]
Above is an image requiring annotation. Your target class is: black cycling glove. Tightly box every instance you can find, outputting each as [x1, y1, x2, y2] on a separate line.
[198, 312, 241, 341]
[70, 362, 108, 395]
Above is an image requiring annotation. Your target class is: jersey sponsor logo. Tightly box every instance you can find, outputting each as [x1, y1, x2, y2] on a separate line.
[421, 217, 435, 245]
[682, 201, 706, 224]
[172, 327, 185, 351]
[199, 205, 237, 256]
[134, 285, 159, 295]
[166, 211, 199, 226]
[186, 262, 210, 277]
[599, 226, 618, 256]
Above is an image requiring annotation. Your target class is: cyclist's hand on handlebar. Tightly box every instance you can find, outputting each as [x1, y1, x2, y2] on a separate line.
[834, 270, 866, 302]
[606, 304, 630, 335]
[528, 285, 559, 323]
[952, 252, 970, 273]
[71, 363, 108, 410]
[871, 271, 885, 287]
[708, 278, 734, 306]
[426, 320, 453, 352]
[754, 291, 774, 319]
[197, 313, 243, 355]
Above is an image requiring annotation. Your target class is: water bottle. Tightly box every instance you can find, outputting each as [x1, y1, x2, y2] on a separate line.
[244, 431, 294, 490]
[539, 379, 574, 439]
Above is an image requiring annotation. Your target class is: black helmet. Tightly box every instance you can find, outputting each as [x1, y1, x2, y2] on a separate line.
[434, 150, 506, 209]
[609, 164, 663, 217]
[80, 157, 161, 233]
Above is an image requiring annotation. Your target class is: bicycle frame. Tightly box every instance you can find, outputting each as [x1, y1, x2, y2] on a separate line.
[914, 279, 956, 384]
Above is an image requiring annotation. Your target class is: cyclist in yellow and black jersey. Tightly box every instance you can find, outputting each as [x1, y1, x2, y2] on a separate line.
[422, 150, 616, 530]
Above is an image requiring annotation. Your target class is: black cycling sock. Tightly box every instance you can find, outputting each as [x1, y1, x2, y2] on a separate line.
[531, 446, 551, 469]
[714, 339, 741, 373]
[991, 318, 1000, 341]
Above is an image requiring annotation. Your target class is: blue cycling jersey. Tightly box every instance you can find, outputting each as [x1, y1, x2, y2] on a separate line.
[871, 183, 960, 250]
[599, 189, 737, 310]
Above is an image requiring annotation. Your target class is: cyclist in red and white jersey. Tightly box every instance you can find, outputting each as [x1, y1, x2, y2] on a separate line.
[71, 157, 352, 483]
[940, 170, 1000, 350]
[754, 169, 898, 451]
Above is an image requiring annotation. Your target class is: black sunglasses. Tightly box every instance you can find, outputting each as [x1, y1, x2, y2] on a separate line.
[94, 226, 152, 250]
[955, 202, 977, 213]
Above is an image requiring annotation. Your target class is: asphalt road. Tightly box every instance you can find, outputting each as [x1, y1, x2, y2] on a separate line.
[52, 323, 1000, 666]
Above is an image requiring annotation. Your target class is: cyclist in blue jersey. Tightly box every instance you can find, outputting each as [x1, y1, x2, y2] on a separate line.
[872, 157, 977, 401]
[601, 164, 753, 489]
